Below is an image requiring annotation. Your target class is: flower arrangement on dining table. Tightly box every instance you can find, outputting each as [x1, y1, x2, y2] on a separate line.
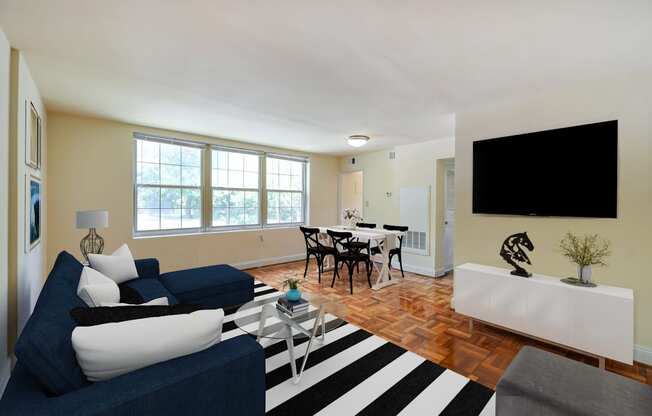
[342, 208, 363, 228]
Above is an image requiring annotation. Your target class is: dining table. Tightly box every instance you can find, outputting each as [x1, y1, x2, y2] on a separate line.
[316, 225, 406, 290]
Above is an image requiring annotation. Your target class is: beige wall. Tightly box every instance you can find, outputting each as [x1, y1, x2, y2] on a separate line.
[0, 27, 11, 388]
[339, 138, 455, 276]
[455, 74, 652, 361]
[46, 113, 339, 273]
[8, 50, 47, 353]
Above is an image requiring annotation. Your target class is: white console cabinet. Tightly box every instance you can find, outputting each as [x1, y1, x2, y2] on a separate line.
[454, 263, 633, 365]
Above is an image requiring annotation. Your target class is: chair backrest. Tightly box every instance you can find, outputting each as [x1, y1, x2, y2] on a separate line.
[383, 224, 408, 249]
[327, 229, 353, 253]
[299, 226, 321, 249]
[356, 222, 376, 229]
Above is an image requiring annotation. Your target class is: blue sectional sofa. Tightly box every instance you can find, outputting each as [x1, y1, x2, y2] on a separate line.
[0, 251, 265, 416]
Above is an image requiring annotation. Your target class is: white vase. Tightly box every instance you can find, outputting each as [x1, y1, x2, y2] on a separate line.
[577, 265, 592, 284]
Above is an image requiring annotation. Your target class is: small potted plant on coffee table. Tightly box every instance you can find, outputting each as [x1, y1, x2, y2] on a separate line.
[559, 232, 611, 287]
[282, 277, 302, 301]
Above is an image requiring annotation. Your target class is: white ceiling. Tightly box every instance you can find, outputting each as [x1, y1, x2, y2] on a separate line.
[1, 1, 650, 155]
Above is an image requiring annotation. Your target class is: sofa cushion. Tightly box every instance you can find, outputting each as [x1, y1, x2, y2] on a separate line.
[160, 265, 253, 306]
[70, 304, 202, 326]
[121, 278, 179, 305]
[134, 258, 160, 280]
[14, 252, 89, 396]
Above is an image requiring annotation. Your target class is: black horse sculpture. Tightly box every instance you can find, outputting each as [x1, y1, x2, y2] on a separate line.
[500, 232, 534, 277]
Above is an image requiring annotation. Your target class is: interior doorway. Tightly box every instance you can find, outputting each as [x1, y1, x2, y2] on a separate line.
[338, 171, 363, 224]
[435, 158, 455, 276]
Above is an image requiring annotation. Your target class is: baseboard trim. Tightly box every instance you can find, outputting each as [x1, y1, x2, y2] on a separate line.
[634, 344, 652, 366]
[233, 253, 305, 270]
[0, 358, 11, 397]
[390, 259, 437, 277]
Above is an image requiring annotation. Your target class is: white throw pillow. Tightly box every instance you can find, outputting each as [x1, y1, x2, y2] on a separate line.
[88, 244, 139, 284]
[72, 309, 224, 381]
[77, 267, 120, 307]
[100, 297, 169, 307]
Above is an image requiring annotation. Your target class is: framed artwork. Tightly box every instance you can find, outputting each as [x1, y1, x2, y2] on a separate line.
[26, 174, 41, 252]
[25, 101, 41, 169]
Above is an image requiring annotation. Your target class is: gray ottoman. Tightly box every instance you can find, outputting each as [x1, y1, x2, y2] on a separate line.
[496, 346, 652, 416]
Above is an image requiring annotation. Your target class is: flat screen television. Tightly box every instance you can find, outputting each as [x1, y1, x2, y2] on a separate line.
[473, 120, 618, 218]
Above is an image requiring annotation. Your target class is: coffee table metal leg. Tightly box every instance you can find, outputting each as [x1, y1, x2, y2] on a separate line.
[293, 307, 325, 384]
[284, 325, 297, 379]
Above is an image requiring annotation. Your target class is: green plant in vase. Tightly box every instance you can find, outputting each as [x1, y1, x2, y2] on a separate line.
[282, 277, 303, 301]
[559, 232, 611, 287]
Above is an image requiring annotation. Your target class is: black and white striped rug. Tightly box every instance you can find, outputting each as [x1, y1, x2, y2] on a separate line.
[222, 281, 496, 416]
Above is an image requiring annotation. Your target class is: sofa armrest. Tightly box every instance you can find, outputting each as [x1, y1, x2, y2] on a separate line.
[1, 335, 265, 416]
[135, 258, 160, 280]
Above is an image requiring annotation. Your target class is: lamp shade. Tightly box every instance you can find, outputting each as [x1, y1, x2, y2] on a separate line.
[76, 210, 109, 229]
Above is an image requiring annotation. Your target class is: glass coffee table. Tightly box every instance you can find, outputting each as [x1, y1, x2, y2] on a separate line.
[234, 292, 346, 384]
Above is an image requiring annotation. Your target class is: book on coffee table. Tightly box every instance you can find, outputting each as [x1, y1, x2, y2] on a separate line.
[276, 296, 309, 316]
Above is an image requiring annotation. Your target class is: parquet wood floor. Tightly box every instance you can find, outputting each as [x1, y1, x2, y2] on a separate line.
[247, 259, 652, 390]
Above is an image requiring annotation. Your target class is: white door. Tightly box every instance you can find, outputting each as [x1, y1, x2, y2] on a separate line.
[339, 171, 363, 224]
[443, 167, 455, 271]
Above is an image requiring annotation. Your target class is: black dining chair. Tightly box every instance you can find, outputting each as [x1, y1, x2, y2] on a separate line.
[355, 222, 376, 229]
[327, 229, 372, 294]
[371, 224, 408, 277]
[348, 222, 377, 272]
[299, 226, 336, 283]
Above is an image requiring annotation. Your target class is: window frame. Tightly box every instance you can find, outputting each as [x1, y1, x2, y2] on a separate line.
[133, 134, 205, 237]
[263, 153, 309, 228]
[209, 145, 264, 232]
[132, 133, 309, 237]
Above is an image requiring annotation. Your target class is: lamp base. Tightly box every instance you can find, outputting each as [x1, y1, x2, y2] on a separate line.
[80, 228, 104, 263]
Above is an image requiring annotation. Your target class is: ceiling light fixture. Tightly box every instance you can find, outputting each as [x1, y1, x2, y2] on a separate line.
[347, 135, 370, 148]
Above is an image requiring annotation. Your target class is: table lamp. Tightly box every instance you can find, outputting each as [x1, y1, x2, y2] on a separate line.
[76, 210, 109, 263]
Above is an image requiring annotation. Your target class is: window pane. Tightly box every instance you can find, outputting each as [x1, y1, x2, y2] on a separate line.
[290, 175, 302, 191]
[245, 208, 258, 224]
[228, 152, 244, 171]
[267, 206, 279, 224]
[140, 141, 159, 163]
[141, 163, 160, 184]
[213, 190, 229, 208]
[279, 208, 292, 223]
[278, 174, 290, 190]
[160, 143, 181, 165]
[279, 160, 291, 175]
[267, 191, 279, 208]
[229, 191, 244, 208]
[279, 192, 291, 208]
[181, 166, 201, 186]
[229, 208, 244, 225]
[182, 188, 201, 209]
[267, 173, 278, 190]
[182, 147, 201, 167]
[291, 161, 303, 176]
[137, 187, 160, 209]
[160, 188, 182, 209]
[267, 158, 278, 173]
[182, 209, 201, 228]
[137, 209, 159, 230]
[161, 209, 181, 229]
[244, 191, 258, 208]
[244, 154, 259, 172]
[243, 171, 258, 189]
[291, 192, 302, 208]
[213, 207, 227, 226]
[217, 151, 228, 170]
[217, 169, 228, 187]
[228, 170, 243, 188]
[161, 164, 181, 186]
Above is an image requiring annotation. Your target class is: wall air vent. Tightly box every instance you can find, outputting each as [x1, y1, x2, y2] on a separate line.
[389, 151, 396, 160]
[404, 231, 427, 251]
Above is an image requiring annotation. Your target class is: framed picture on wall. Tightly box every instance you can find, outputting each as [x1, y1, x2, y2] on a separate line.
[25, 174, 41, 252]
[25, 100, 41, 169]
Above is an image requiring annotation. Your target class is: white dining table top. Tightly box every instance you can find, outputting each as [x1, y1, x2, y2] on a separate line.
[316, 225, 404, 240]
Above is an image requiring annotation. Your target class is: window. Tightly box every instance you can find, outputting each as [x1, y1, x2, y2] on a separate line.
[266, 156, 306, 225]
[211, 148, 261, 228]
[133, 133, 308, 236]
[135, 137, 203, 233]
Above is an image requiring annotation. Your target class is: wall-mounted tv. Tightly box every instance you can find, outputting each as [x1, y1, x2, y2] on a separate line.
[473, 120, 618, 218]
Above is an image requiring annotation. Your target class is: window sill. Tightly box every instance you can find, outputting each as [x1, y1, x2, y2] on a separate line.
[132, 224, 304, 240]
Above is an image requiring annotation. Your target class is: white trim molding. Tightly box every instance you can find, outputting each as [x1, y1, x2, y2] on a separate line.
[634, 344, 652, 366]
[390, 259, 437, 277]
[233, 253, 305, 270]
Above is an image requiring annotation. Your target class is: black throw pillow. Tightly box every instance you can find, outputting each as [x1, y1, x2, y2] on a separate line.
[70, 304, 203, 327]
[119, 284, 145, 304]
